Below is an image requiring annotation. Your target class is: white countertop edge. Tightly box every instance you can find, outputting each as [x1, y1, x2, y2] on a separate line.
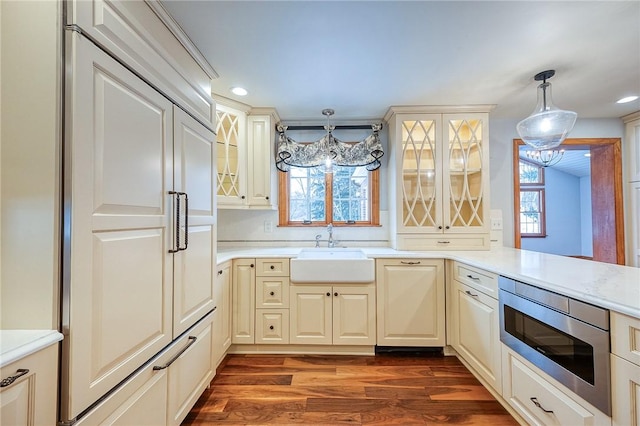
[0, 330, 63, 368]
[216, 246, 640, 319]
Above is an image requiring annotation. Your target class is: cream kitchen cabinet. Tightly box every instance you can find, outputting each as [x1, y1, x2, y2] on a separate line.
[0, 341, 59, 426]
[74, 312, 215, 426]
[611, 311, 640, 426]
[624, 111, 640, 267]
[213, 261, 232, 367]
[448, 261, 502, 393]
[231, 259, 256, 344]
[502, 345, 610, 426]
[290, 284, 376, 345]
[375, 259, 445, 346]
[255, 259, 291, 344]
[63, 29, 216, 421]
[384, 107, 492, 250]
[215, 98, 280, 209]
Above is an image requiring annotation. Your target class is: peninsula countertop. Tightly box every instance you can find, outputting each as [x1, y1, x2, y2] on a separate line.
[217, 245, 640, 319]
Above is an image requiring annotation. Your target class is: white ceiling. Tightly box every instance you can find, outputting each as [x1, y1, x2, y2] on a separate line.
[161, 1, 640, 122]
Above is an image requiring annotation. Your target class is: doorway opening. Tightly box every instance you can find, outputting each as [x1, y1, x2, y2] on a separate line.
[513, 138, 624, 265]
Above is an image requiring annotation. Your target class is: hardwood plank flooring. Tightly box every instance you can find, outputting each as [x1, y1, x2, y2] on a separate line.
[182, 354, 518, 425]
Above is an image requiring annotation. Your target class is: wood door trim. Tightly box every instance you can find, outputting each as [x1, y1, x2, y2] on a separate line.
[513, 138, 625, 264]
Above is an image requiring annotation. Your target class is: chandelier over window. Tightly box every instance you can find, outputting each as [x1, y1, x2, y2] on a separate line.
[275, 109, 384, 173]
[516, 70, 577, 150]
[522, 149, 564, 167]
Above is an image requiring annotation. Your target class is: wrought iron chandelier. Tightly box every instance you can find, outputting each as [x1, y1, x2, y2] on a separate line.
[522, 149, 565, 168]
[275, 109, 384, 173]
[517, 70, 577, 150]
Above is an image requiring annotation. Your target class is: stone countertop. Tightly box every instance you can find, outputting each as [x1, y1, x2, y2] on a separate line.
[0, 330, 63, 368]
[217, 246, 640, 319]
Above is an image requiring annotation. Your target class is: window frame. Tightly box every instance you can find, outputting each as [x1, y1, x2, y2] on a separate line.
[278, 167, 380, 227]
[518, 158, 547, 238]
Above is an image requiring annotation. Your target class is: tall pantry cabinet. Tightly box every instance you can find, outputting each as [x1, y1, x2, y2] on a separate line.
[62, 1, 218, 424]
[624, 111, 640, 267]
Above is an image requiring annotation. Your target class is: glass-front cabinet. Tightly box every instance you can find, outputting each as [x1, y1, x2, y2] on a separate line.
[216, 103, 247, 206]
[385, 107, 492, 250]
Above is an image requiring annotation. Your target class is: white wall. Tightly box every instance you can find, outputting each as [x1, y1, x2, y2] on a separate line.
[520, 168, 582, 256]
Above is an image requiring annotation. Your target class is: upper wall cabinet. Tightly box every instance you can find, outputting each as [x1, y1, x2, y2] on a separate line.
[66, 0, 217, 129]
[384, 106, 493, 250]
[624, 111, 640, 267]
[215, 98, 280, 209]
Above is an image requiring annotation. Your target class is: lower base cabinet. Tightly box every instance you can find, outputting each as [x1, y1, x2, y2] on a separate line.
[0, 343, 59, 426]
[611, 354, 640, 426]
[289, 284, 376, 345]
[75, 311, 215, 425]
[502, 345, 610, 426]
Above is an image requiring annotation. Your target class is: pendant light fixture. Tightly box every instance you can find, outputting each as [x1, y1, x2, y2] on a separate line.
[522, 149, 564, 168]
[517, 70, 577, 150]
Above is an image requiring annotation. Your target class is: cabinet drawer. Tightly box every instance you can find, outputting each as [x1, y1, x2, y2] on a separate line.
[256, 258, 290, 276]
[611, 311, 640, 366]
[452, 261, 498, 298]
[256, 277, 290, 308]
[256, 309, 290, 344]
[503, 346, 610, 426]
[397, 234, 490, 251]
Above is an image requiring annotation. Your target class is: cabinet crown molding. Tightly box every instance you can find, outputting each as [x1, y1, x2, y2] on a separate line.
[383, 105, 496, 122]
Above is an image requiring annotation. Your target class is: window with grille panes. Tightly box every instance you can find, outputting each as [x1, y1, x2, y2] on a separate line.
[278, 165, 379, 226]
[519, 158, 546, 237]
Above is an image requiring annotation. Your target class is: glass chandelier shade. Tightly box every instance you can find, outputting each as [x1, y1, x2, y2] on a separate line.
[522, 148, 564, 167]
[517, 70, 577, 150]
[275, 109, 384, 173]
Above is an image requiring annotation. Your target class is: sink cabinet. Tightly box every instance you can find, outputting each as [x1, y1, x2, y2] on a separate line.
[290, 284, 376, 345]
[384, 107, 492, 250]
[375, 258, 445, 346]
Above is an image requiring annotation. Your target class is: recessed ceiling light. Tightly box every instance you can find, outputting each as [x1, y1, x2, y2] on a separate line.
[616, 95, 638, 104]
[231, 87, 248, 96]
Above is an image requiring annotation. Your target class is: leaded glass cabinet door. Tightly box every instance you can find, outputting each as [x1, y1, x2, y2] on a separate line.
[216, 104, 246, 206]
[399, 115, 442, 233]
[443, 114, 489, 233]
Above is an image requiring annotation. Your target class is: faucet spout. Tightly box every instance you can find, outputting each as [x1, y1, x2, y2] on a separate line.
[327, 223, 334, 248]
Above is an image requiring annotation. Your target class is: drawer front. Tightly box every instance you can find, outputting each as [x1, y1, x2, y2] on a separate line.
[453, 261, 498, 298]
[396, 234, 490, 251]
[503, 347, 607, 426]
[611, 311, 640, 366]
[256, 258, 290, 277]
[256, 309, 290, 344]
[256, 277, 290, 308]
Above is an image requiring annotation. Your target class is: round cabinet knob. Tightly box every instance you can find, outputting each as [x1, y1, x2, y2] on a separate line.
[241, 195, 246, 199]
[334, 292, 338, 297]
[270, 265, 275, 270]
[269, 291, 275, 296]
[445, 225, 450, 230]
[217, 270, 223, 275]
[250, 264, 254, 268]
[326, 292, 331, 297]
[266, 196, 269, 200]
[438, 226, 443, 230]
[269, 325, 274, 330]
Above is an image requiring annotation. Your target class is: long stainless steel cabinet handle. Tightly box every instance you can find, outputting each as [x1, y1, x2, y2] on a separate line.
[153, 336, 197, 370]
[168, 191, 189, 253]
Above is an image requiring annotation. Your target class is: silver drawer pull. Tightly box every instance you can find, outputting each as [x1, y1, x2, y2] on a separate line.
[465, 290, 479, 297]
[1, 369, 29, 387]
[466, 274, 480, 281]
[400, 261, 421, 265]
[153, 336, 197, 370]
[530, 397, 554, 414]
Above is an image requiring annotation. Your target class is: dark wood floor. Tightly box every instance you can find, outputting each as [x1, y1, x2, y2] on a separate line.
[182, 353, 519, 425]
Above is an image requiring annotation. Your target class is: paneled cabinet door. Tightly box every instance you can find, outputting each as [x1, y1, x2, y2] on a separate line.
[290, 286, 333, 345]
[450, 280, 502, 393]
[247, 114, 275, 208]
[232, 259, 256, 344]
[64, 32, 173, 420]
[612, 354, 640, 426]
[213, 261, 232, 367]
[332, 285, 376, 345]
[376, 259, 445, 346]
[216, 104, 247, 206]
[172, 107, 216, 337]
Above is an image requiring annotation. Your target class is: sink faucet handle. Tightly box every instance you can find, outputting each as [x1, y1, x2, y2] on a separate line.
[315, 234, 322, 248]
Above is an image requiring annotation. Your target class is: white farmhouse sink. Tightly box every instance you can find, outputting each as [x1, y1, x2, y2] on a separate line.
[290, 248, 375, 283]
